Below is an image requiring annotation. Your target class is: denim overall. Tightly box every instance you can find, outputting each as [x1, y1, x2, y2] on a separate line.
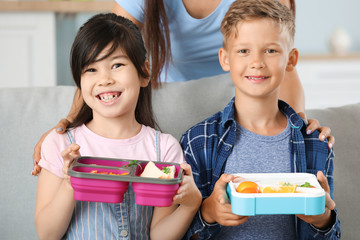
[62, 130, 162, 240]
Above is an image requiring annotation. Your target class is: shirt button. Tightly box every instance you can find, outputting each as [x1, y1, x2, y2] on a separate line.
[225, 146, 231, 151]
[120, 229, 128, 237]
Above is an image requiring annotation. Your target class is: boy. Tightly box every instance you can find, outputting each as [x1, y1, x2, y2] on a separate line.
[180, 0, 341, 239]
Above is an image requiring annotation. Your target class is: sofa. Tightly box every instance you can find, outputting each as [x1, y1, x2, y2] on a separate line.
[1, 73, 359, 239]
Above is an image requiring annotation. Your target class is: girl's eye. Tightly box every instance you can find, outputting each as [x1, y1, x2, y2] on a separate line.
[238, 49, 248, 54]
[266, 49, 277, 53]
[112, 63, 124, 69]
[84, 68, 96, 73]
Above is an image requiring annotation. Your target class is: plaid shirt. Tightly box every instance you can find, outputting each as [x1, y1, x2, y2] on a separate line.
[180, 98, 340, 240]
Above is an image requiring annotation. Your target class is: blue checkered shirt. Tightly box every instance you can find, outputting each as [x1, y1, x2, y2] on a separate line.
[180, 98, 341, 240]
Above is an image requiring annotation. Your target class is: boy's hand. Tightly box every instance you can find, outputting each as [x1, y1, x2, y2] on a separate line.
[296, 171, 336, 229]
[61, 143, 81, 185]
[201, 174, 249, 226]
[173, 163, 202, 210]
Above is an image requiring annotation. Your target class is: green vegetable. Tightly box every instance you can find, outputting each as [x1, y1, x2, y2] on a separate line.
[162, 166, 170, 174]
[282, 182, 292, 186]
[124, 160, 142, 170]
[300, 182, 313, 188]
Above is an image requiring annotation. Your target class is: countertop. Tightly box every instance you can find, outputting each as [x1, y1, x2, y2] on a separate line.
[0, 1, 113, 13]
[299, 53, 360, 61]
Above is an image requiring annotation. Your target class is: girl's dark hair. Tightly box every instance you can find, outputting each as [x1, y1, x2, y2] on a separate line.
[143, 0, 171, 89]
[141, 0, 295, 89]
[69, 13, 159, 130]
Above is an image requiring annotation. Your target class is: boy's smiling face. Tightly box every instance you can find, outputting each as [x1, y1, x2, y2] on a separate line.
[219, 18, 297, 100]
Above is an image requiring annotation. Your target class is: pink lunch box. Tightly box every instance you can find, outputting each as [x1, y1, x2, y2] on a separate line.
[67, 156, 183, 207]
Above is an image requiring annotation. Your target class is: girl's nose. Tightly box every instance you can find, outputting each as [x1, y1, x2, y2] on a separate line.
[98, 73, 115, 86]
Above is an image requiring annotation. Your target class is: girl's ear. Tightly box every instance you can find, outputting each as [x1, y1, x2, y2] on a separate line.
[140, 60, 151, 87]
[219, 47, 230, 72]
[286, 48, 299, 72]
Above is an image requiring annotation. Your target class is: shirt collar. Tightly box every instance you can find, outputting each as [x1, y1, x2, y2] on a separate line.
[220, 97, 304, 129]
[220, 97, 237, 128]
[278, 100, 304, 129]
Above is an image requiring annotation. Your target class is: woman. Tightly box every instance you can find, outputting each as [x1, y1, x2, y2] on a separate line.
[113, 0, 301, 110]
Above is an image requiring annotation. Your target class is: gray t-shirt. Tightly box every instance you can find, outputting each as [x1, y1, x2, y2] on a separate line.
[216, 120, 296, 240]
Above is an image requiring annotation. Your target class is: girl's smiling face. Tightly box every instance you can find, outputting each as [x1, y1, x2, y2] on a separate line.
[219, 18, 297, 100]
[80, 44, 149, 122]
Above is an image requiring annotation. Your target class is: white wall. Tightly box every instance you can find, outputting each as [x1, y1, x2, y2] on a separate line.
[295, 0, 360, 54]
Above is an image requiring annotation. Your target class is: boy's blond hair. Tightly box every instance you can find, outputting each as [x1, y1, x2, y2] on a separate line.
[221, 0, 295, 48]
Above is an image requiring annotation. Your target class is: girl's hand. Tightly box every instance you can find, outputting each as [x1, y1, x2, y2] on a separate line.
[297, 112, 335, 149]
[296, 171, 336, 229]
[201, 174, 249, 226]
[173, 163, 202, 211]
[61, 143, 81, 185]
[32, 118, 71, 176]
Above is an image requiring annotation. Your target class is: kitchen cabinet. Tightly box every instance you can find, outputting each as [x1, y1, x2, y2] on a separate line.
[0, 12, 56, 87]
[0, 1, 112, 87]
[297, 56, 360, 109]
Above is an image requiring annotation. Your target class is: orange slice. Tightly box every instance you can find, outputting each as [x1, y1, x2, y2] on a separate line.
[236, 181, 261, 193]
[90, 170, 128, 176]
[261, 185, 297, 193]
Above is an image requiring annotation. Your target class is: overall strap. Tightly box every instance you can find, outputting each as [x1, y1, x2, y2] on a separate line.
[155, 130, 161, 162]
[66, 130, 75, 144]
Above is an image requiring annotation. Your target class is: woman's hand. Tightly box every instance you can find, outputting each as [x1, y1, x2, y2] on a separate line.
[32, 118, 71, 176]
[297, 112, 335, 149]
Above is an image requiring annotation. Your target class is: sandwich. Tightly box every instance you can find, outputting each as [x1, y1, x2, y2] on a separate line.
[140, 161, 176, 179]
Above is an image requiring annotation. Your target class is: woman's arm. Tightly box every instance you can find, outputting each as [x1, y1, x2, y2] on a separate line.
[280, 68, 335, 147]
[32, 89, 82, 176]
[279, 67, 305, 113]
[66, 88, 83, 123]
[112, 2, 143, 28]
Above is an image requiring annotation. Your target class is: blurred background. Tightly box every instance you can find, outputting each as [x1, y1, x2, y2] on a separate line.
[0, 0, 359, 109]
[296, 0, 359, 54]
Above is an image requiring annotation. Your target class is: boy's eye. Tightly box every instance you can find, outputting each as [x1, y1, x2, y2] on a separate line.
[112, 63, 124, 69]
[238, 49, 248, 54]
[266, 49, 277, 53]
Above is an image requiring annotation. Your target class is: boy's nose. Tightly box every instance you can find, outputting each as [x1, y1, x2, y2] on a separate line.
[250, 55, 265, 69]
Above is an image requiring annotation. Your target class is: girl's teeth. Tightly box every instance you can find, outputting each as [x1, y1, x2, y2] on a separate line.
[99, 94, 119, 102]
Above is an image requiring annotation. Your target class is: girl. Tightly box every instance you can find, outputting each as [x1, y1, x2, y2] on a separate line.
[35, 13, 201, 240]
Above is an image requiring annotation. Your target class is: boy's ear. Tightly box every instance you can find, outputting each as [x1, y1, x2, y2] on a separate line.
[140, 60, 151, 87]
[286, 48, 299, 72]
[219, 47, 230, 72]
